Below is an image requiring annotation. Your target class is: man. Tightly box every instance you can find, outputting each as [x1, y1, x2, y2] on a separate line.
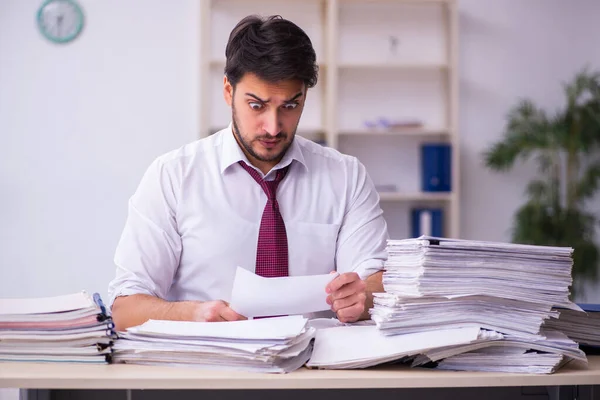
[108, 15, 389, 331]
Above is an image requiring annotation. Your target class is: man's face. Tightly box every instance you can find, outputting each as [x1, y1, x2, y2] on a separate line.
[224, 73, 306, 169]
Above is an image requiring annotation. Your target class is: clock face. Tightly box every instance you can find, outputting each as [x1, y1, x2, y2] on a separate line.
[37, 0, 84, 44]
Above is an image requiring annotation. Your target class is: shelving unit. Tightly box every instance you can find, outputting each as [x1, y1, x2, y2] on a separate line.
[199, 0, 460, 239]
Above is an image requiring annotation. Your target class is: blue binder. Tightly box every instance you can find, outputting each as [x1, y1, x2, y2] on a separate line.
[411, 208, 443, 238]
[421, 144, 451, 192]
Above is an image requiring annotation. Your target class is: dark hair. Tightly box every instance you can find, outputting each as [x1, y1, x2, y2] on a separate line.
[224, 15, 318, 89]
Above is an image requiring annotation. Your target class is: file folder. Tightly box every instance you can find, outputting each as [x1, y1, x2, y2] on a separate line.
[421, 143, 451, 192]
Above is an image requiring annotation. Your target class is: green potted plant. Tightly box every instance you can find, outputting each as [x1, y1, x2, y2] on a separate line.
[483, 67, 600, 296]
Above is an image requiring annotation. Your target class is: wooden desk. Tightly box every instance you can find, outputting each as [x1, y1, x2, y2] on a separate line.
[1, 357, 599, 390]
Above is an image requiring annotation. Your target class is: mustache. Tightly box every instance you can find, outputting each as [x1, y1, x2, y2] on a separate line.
[257, 133, 287, 140]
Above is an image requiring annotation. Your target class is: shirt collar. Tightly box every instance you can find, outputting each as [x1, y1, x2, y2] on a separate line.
[219, 123, 308, 176]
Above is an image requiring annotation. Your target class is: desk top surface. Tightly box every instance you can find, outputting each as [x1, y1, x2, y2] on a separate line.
[1, 357, 600, 389]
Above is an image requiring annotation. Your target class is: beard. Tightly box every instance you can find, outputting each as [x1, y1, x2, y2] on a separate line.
[231, 103, 295, 163]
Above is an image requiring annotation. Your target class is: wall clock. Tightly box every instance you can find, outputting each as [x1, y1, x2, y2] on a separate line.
[37, 0, 84, 44]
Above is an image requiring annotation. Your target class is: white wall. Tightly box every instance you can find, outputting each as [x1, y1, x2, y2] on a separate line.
[1, 0, 600, 307]
[458, 0, 600, 302]
[0, 0, 200, 302]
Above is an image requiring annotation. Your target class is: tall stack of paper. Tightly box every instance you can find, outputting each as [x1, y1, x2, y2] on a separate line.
[543, 304, 600, 349]
[0, 291, 115, 364]
[370, 236, 586, 373]
[113, 315, 315, 373]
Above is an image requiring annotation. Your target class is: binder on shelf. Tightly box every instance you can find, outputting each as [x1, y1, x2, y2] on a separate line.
[411, 208, 443, 238]
[421, 143, 451, 192]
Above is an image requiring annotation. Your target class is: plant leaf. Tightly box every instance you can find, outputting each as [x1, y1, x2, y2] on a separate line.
[576, 160, 600, 201]
[525, 179, 551, 203]
[483, 99, 554, 171]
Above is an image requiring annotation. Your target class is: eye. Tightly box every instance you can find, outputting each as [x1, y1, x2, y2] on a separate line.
[282, 103, 298, 110]
[249, 102, 263, 111]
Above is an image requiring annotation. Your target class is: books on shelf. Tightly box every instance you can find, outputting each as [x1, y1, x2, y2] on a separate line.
[411, 208, 443, 237]
[0, 291, 115, 364]
[421, 143, 451, 192]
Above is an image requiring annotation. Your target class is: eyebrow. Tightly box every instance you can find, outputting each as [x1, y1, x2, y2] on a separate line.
[245, 92, 303, 104]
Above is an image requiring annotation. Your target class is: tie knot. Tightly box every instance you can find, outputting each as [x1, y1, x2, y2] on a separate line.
[238, 161, 288, 200]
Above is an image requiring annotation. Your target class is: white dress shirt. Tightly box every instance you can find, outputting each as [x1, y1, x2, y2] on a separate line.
[107, 125, 389, 309]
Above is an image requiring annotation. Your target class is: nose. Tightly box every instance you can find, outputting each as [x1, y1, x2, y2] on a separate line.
[262, 109, 282, 137]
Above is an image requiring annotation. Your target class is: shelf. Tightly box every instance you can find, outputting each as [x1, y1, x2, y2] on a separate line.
[209, 59, 328, 68]
[378, 192, 452, 202]
[201, 0, 460, 238]
[337, 62, 448, 71]
[339, 0, 454, 3]
[209, 58, 444, 71]
[339, 128, 450, 137]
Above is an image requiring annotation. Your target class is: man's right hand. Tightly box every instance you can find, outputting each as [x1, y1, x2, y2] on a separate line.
[193, 300, 247, 322]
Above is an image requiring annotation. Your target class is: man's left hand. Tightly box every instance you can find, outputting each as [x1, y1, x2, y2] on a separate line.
[325, 272, 367, 323]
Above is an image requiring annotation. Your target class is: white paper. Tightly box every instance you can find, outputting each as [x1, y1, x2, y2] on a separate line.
[128, 315, 307, 341]
[306, 325, 483, 368]
[229, 267, 338, 318]
[0, 291, 96, 315]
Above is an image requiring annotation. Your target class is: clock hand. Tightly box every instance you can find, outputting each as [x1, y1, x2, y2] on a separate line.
[57, 14, 64, 37]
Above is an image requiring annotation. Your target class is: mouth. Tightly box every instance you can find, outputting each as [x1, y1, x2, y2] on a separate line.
[258, 139, 281, 149]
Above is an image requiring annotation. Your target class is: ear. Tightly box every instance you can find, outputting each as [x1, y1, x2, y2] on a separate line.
[223, 76, 233, 107]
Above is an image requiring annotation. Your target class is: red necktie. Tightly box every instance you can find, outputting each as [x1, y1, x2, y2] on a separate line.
[238, 161, 289, 278]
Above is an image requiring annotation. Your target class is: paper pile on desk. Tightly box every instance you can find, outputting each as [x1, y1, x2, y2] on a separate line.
[543, 304, 600, 349]
[0, 291, 115, 364]
[369, 235, 586, 373]
[113, 315, 314, 373]
[412, 329, 580, 373]
[306, 324, 500, 369]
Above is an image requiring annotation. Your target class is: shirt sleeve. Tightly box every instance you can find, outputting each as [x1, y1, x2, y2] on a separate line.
[107, 156, 182, 309]
[335, 157, 390, 280]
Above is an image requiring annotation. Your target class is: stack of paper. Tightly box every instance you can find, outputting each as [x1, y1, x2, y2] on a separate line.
[0, 291, 115, 364]
[306, 324, 501, 369]
[412, 329, 586, 373]
[369, 235, 586, 373]
[113, 315, 315, 373]
[371, 295, 556, 339]
[434, 348, 566, 374]
[381, 236, 574, 308]
[543, 304, 600, 348]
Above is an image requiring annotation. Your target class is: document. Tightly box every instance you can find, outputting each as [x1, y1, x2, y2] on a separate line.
[0, 291, 114, 364]
[0, 291, 97, 315]
[306, 325, 485, 369]
[114, 315, 316, 373]
[229, 267, 338, 318]
[370, 235, 585, 374]
[128, 315, 308, 341]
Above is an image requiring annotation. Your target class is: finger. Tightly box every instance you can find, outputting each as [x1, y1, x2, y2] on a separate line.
[337, 301, 366, 323]
[329, 279, 366, 301]
[202, 300, 231, 322]
[203, 307, 228, 322]
[326, 272, 360, 294]
[332, 291, 367, 313]
[331, 294, 360, 313]
[220, 306, 247, 321]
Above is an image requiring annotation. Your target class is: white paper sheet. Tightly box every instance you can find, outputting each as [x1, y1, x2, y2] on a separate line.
[229, 267, 338, 318]
[0, 291, 96, 315]
[306, 325, 483, 368]
[128, 315, 307, 341]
